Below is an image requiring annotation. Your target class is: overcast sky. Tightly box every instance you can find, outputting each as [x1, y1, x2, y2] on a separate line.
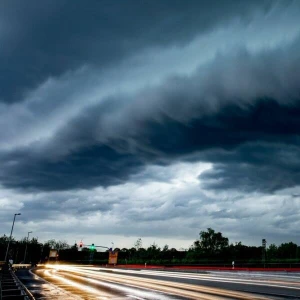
[1, 0, 300, 250]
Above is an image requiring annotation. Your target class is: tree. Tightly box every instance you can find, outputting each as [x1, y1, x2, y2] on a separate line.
[44, 239, 69, 251]
[267, 244, 278, 260]
[147, 243, 161, 260]
[0, 235, 9, 244]
[162, 244, 169, 252]
[70, 243, 78, 251]
[277, 242, 298, 259]
[196, 228, 229, 255]
[134, 238, 142, 250]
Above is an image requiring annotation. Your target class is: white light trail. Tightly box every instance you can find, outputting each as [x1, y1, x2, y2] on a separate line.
[42, 265, 269, 300]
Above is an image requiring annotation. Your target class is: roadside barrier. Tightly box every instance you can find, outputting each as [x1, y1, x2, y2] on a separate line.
[0, 263, 34, 300]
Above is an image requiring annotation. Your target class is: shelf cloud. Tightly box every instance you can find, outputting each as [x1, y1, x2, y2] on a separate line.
[0, 0, 300, 248]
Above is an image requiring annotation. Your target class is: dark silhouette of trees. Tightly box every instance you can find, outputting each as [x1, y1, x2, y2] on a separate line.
[277, 242, 298, 259]
[267, 244, 278, 260]
[198, 228, 229, 254]
[191, 228, 229, 260]
[1, 229, 300, 267]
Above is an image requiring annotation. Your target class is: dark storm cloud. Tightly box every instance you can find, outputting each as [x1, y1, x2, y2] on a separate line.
[1, 99, 300, 192]
[0, 1, 299, 193]
[199, 143, 300, 192]
[0, 0, 272, 103]
[0, 144, 145, 191]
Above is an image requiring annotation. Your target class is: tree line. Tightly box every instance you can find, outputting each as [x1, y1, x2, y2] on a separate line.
[1, 228, 299, 267]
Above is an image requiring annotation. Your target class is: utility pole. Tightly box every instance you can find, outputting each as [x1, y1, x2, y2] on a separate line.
[262, 239, 267, 268]
[23, 231, 32, 263]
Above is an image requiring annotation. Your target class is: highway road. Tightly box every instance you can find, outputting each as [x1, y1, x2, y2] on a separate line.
[16, 265, 300, 299]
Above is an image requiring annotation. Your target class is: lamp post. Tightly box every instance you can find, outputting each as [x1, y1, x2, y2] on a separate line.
[4, 213, 21, 262]
[23, 231, 32, 263]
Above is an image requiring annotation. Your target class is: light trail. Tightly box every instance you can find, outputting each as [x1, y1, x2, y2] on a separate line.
[50, 270, 225, 300]
[35, 267, 176, 299]
[40, 265, 270, 299]
[83, 267, 300, 290]
[43, 269, 114, 299]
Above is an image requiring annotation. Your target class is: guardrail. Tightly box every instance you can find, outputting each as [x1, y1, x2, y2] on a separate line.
[0, 264, 35, 300]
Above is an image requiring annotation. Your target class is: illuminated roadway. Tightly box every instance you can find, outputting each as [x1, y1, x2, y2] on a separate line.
[16, 265, 300, 299]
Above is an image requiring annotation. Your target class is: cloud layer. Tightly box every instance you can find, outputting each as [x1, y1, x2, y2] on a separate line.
[0, 0, 300, 247]
[1, 40, 300, 192]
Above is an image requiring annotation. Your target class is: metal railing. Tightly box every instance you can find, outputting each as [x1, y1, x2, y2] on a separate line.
[0, 264, 35, 300]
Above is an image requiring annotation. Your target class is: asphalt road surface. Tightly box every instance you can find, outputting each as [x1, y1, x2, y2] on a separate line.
[16, 265, 300, 299]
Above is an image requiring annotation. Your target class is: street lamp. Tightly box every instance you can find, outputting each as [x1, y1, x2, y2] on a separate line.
[4, 213, 21, 262]
[23, 231, 32, 263]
